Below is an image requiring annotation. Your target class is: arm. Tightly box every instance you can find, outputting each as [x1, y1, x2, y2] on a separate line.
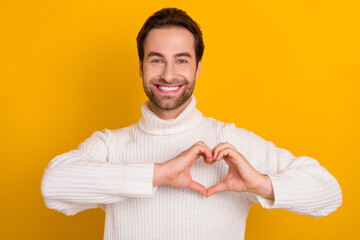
[40, 129, 156, 216]
[209, 124, 342, 218]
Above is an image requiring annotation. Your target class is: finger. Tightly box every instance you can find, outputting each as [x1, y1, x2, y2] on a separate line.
[207, 182, 227, 197]
[199, 147, 213, 163]
[193, 144, 213, 164]
[217, 148, 245, 167]
[222, 142, 237, 151]
[218, 147, 237, 160]
[188, 180, 208, 196]
[195, 141, 213, 163]
[196, 141, 208, 148]
[215, 147, 233, 162]
[212, 142, 237, 160]
[211, 142, 226, 161]
[212, 142, 238, 161]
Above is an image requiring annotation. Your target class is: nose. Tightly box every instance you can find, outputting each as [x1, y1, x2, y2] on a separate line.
[161, 62, 175, 83]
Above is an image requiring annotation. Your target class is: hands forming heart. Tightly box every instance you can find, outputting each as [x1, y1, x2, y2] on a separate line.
[153, 141, 274, 200]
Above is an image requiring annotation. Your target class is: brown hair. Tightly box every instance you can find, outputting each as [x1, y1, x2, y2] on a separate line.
[136, 8, 204, 67]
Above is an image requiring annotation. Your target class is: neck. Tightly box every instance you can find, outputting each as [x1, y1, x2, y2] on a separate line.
[148, 97, 192, 120]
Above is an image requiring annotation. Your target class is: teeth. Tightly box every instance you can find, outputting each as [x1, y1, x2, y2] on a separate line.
[158, 85, 180, 91]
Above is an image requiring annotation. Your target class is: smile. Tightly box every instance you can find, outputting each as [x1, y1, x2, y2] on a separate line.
[155, 84, 183, 92]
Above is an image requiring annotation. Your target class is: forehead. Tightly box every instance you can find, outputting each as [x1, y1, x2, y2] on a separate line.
[144, 27, 195, 56]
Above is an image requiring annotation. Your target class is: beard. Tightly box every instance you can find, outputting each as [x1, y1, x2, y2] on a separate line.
[142, 76, 196, 111]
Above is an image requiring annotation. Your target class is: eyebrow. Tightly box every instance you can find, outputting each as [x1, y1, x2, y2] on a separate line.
[147, 51, 193, 59]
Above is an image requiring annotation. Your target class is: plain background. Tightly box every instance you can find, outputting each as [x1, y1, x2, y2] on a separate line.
[1, 0, 359, 239]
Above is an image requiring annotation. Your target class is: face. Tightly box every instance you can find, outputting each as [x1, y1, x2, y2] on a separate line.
[139, 26, 201, 111]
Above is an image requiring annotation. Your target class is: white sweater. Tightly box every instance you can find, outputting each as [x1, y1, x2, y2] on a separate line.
[41, 95, 342, 240]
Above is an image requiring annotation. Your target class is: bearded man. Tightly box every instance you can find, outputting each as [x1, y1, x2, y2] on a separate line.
[41, 8, 342, 240]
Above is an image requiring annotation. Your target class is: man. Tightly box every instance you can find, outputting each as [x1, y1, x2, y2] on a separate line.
[41, 8, 342, 240]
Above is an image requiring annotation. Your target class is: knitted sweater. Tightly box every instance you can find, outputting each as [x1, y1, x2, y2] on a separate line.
[41, 95, 342, 240]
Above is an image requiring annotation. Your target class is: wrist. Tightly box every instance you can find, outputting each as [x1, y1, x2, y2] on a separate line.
[252, 174, 274, 200]
[153, 163, 166, 187]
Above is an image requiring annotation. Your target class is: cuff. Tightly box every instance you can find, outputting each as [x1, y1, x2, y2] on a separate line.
[255, 174, 297, 209]
[119, 163, 158, 197]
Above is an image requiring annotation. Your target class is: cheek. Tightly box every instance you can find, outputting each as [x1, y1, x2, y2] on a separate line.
[180, 66, 197, 78]
[143, 65, 162, 78]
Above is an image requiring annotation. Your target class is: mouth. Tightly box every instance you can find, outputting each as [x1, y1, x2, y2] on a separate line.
[154, 84, 183, 93]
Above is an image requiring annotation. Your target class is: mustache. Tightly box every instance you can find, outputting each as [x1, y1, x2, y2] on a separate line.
[150, 77, 188, 85]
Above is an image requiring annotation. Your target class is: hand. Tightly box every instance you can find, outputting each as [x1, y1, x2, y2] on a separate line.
[153, 141, 213, 196]
[206, 142, 274, 200]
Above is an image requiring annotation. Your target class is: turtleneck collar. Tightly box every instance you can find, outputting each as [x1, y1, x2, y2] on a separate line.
[138, 95, 203, 135]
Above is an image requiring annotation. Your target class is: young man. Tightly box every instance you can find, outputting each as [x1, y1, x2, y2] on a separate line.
[41, 8, 342, 240]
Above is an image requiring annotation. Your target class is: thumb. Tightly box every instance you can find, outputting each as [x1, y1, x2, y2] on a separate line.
[207, 182, 227, 197]
[188, 180, 208, 196]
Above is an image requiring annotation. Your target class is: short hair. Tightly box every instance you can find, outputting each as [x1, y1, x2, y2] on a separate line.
[136, 8, 204, 66]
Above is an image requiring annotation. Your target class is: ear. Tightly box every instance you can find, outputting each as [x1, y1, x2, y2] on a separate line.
[139, 60, 143, 78]
[195, 60, 202, 78]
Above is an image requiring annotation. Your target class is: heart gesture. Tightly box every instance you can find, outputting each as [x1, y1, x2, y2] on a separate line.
[153, 141, 213, 196]
[206, 142, 274, 199]
[153, 141, 274, 200]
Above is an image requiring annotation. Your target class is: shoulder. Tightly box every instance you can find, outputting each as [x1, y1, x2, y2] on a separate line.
[200, 117, 254, 146]
[202, 117, 277, 151]
[202, 116, 233, 130]
[202, 116, 251, 136]
[89, 122, 139, 145]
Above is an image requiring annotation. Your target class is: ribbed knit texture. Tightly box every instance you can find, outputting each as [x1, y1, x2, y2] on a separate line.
[41, 95, 342, 240]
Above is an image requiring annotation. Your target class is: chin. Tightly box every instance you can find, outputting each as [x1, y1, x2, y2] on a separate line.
[153, 96, 187, 110]
[143, 82, 195, 111]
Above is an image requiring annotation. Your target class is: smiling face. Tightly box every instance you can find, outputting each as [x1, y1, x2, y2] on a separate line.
[139, 26, 201, 118]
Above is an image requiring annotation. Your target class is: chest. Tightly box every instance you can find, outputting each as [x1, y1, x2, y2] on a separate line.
[107, 126, 231, 166]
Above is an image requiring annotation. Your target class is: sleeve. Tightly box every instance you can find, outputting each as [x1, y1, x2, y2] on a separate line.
[40, 129, 157, 216]
[227, 124, 342, 218]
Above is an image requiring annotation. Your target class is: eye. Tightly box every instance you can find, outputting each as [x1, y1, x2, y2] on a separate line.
[177, 59, 188, 64]
[151, 59, 162, 63]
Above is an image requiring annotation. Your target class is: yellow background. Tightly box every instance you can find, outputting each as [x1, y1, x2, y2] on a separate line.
[1, 0, 359, 239]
